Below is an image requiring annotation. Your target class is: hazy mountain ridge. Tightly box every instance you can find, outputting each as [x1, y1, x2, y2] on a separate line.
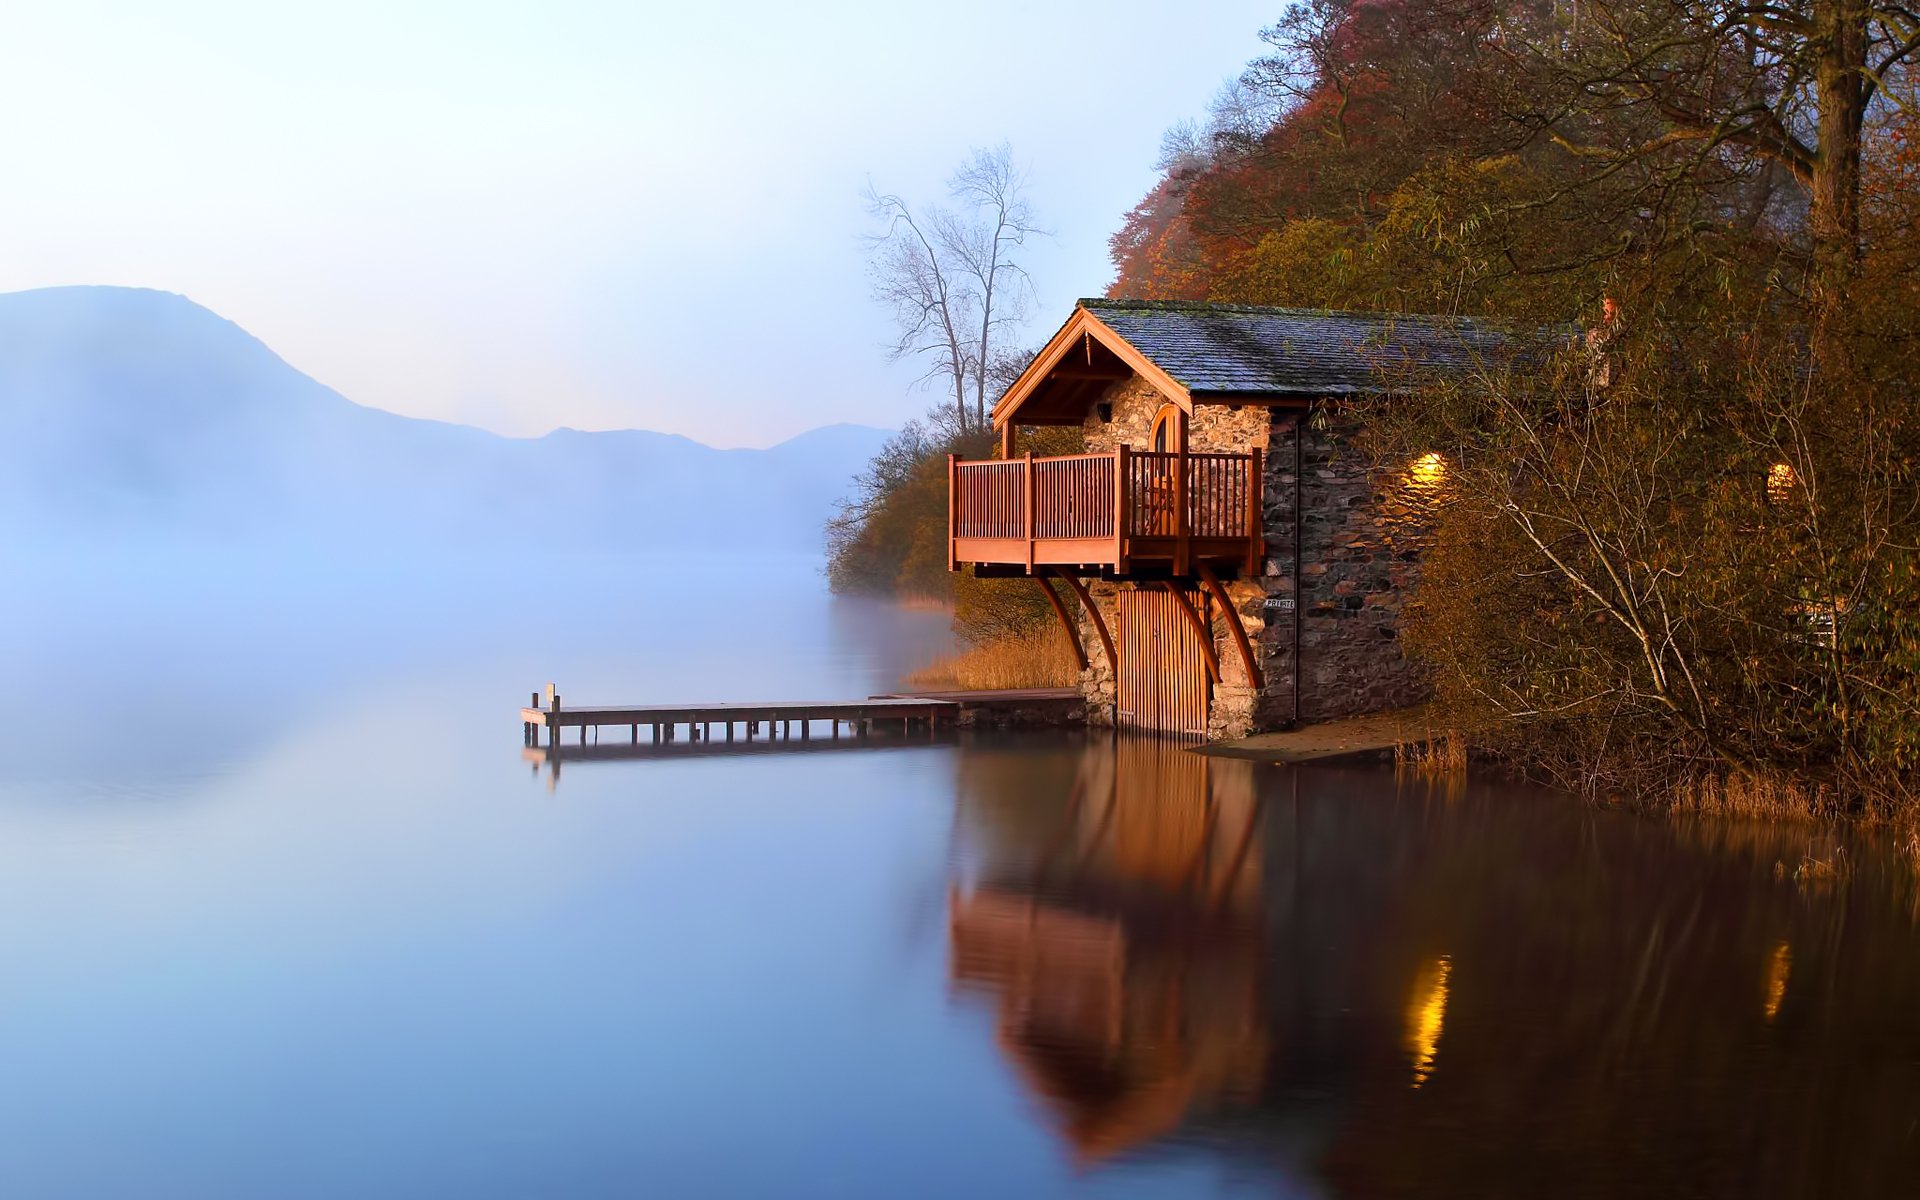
[0, 286, 887, 551]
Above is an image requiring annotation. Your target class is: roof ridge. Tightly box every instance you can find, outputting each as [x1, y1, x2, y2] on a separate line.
[1078, 297, 1506, 326]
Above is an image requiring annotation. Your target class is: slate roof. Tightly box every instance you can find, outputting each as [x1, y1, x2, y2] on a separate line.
[1081, 299, 1540, 396]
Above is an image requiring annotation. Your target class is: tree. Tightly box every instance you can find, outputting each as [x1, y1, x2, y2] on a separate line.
[865, 145, 1045, 433]
[1482, 0, 1920, 308]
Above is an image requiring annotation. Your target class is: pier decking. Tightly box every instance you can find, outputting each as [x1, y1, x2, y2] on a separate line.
[519, 687, 1082, 756]
[520, 695, 955, 748]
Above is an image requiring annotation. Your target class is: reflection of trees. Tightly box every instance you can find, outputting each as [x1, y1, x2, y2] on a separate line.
[953, 746, 1920, 1195]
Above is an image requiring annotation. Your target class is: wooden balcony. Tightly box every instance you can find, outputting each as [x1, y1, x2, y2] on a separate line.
[948, 447, 1265, 578]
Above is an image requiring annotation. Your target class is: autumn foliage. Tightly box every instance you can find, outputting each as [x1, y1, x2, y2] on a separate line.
[1106, 0, 1920, 809]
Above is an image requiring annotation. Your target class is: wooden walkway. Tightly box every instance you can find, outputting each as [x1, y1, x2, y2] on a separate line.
[520, 694, 955, 748]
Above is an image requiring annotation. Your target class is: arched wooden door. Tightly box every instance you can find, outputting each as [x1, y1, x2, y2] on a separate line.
[1116, 586, 1211, 736]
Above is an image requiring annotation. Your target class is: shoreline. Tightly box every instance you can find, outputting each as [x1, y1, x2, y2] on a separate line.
[1195, 707, 1436, 765]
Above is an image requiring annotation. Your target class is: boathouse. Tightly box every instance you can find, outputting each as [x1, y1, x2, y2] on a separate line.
[948, 299, 1518, 738]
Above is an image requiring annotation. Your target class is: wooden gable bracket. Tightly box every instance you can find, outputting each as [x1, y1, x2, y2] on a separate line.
[1194, 563, 1263, 690]
[1159, 582, 1222, 684]
[991, 306, 1194, 432]
[1050, 568, 1116, 674]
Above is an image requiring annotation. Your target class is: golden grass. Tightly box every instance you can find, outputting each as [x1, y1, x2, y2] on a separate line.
[904, 626, 1082, 691]
[1669, 769, 1833, 821]
[1394, 728, 1468, 780]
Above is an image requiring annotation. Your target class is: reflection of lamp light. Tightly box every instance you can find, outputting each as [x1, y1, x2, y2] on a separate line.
[1763, 940, 1791, 1022]
[1405, 955, 1451, 1087]
[1407, 452, 1447, 489]
[1767, 462, 1796, 503]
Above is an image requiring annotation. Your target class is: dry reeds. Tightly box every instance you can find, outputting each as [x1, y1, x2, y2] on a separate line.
[1669, 769, 1834, 821]
[1395, 729, 1468, 780]
[904, 626, 1081, 691]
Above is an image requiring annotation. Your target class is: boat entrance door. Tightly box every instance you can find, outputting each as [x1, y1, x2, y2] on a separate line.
[1116, 586, 1211, 736]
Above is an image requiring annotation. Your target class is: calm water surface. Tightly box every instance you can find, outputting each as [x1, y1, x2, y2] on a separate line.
[2, 552, 1918, 1198]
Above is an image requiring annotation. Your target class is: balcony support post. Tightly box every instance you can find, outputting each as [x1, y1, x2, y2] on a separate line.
[947, 453, 958, 572]
[1113, 444, 1131, 574]
[1246, 446, 1264, 572]
[1160, 581, 1221, 684]
[1196, 562, 1262, 690]
[1023, 450, 1036, 573]
[1033, 574, 1088, 671]
[1052, 568, 1116, 674]
[1173, 413, 1190, 577]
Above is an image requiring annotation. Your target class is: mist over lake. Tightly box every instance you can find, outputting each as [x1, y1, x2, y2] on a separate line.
[0, 286, 888, 553]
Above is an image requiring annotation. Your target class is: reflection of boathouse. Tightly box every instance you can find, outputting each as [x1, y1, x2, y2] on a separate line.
[949, 740, 1269, 1164]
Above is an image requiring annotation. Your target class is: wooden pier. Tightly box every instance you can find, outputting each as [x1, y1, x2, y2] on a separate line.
[520, 693, 956, 748]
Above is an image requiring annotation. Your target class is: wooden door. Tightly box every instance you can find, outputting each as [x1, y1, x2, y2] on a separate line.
[1117, 587, 1211, 736]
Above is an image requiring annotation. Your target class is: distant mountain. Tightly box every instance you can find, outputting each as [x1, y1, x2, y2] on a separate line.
[0, 286, 888, 551]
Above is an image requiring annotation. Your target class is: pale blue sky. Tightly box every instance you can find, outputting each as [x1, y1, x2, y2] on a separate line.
[0, 1, 1275, 446]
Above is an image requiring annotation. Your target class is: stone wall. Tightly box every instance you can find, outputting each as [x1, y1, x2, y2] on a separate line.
[1254, 408, 1431, 727]
[1081, 380, 1271, 454]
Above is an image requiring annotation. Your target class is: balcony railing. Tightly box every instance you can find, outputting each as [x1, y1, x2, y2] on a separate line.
[949, 447, 1264, 576]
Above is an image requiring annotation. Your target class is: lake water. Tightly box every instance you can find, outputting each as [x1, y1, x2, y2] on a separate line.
[2, 552, 1919, 1198]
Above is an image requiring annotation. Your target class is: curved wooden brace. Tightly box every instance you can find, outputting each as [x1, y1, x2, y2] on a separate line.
[1049, 569, 1117, 674]
[1159, 582, 1222, 684]
[1194, 563, 1264, 690]
[1034, 575, 1088, 671]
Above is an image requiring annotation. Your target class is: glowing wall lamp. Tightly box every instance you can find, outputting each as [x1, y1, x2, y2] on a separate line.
[1406, 452, 1447, 491]
[1766, 462, 1797, 503]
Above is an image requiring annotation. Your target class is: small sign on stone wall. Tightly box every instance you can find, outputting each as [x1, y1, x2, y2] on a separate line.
[1264, 597, 1296, 612]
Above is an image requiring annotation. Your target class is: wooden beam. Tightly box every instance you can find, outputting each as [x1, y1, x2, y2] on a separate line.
[1034, 575, 1088, 671]
[1245, 446, 1264, 571]
[1023, 450, 1036, 574]
[1173, 409, 1190, 577]
[1051, 568, 1116, 674]
[1160, 582, 1221, 683]
[1046, 367, 1130, 382]
[947, 453, 959, 573]
[1195, 562, 1262, 690]
[1078, 310, 1195, 416]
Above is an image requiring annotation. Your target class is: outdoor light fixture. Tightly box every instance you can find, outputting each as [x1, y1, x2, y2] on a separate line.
[1407, 452, 1447, 488]
[1767, 462, 1797, 503]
